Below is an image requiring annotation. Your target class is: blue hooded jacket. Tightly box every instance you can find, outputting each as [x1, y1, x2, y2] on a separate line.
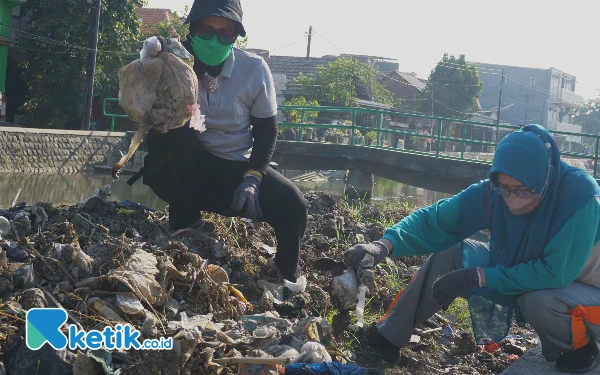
[382, 124, 600, 343]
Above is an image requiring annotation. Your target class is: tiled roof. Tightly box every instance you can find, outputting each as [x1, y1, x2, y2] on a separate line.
[386, 71, 427, 91]
[266, 55, 337, 97]
[135, 8, 177, 34]
[266, 55, 336, 81]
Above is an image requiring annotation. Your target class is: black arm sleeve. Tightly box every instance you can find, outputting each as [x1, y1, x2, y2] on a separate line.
[248, 115, 278, 176]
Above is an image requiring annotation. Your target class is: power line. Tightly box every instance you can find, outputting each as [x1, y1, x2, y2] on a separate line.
[0, 24, 138, 55]
[270, 35, 307, 53]
[313, 31, 345, 54]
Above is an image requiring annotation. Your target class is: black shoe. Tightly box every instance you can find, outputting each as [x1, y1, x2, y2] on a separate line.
[556, 340, 600, 374]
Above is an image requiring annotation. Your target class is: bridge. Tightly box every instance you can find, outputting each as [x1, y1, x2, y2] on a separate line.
[103, 99, 600, 195]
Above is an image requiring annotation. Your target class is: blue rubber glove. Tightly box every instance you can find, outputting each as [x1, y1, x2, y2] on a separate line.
[432, 268, 480, 310]
[231, 175, 262, 219]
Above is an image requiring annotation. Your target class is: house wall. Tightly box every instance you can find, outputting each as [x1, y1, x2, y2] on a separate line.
[476, 63, 550, 128]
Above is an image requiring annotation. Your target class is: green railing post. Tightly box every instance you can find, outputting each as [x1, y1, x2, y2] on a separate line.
[595, 138, 600, 178]
[299, 110, 305, 141]
[436, 119, 442, 158]
[376, 112, 382, 147]
[350, 108, 357, 147]
[460, 122, 466, 159]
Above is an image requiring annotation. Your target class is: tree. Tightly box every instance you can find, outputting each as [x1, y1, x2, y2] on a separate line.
[293, 57, 396, 107]
[573, 95, 600, 136]
[18, 0, 144, 128]
[142, 7, 189, 41]
[282, 96, 319, 123]
[417, 54, 483, 120]
[234, 36, 248, 50]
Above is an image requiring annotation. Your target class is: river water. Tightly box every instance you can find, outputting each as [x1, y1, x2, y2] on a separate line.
[0, 172, 451, 210]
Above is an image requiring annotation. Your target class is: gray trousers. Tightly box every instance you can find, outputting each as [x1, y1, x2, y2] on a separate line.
[377, 240, 600, 362]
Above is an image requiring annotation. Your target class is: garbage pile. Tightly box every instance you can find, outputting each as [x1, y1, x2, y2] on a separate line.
[0, 188, 533, 374]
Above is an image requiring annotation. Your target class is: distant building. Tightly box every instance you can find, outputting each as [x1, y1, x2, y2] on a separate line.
[473, 62, 585, 151]
[135, 8, 178, 35]
[380, 71, 427, 110]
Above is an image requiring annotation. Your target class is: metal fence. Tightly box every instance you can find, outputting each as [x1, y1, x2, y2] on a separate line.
[102, 100, 600, 179]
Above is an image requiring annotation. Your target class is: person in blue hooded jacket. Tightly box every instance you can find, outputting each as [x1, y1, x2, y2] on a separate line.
[344, 124, 600, 373]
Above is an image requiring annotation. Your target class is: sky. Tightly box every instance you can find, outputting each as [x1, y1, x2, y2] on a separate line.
[147, 0, 600, 101]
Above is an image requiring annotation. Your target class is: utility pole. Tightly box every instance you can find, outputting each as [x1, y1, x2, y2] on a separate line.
[81, 0, 102, 131]
[495, 69, 505, 144]
[306, 26, 312, 58]
[524, 92, 529, 124]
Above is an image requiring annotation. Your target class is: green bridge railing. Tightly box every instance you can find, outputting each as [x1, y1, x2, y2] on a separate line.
[103, 99, 600, 179]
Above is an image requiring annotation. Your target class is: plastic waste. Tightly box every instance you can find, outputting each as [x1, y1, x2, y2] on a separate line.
[241, 313, 293, 333]
[285, 362, 371, 375]
[442, 325, 455, 339]
[0, 216, 10, 236]
[258, 280, 284, 304]
[13, 264, 34, 289]
[293, 342, 332, 364]
[71, 243, 93, 275]
[284, 275, 307, 293]
[116, 292, 145, 315]
[355, 285, 368, 328]
[253, 325, 277, 339]
[73, 349, 116, 375]
[88, 297, 125, 322]
[142, 313, 157, 338]
[207, 264, 229, 284]
[331, 268, 359, 311]
[11, 211, 31, 234]
[5, 242, 27, 262]
[113, 36, 204, 177]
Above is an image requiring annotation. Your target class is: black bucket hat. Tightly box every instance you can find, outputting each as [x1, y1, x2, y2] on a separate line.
[184, 0, 246, 37]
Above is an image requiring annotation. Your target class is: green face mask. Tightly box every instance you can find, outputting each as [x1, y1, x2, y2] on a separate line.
[191, 35, 233, 66]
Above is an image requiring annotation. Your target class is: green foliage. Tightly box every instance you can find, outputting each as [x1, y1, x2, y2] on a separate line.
[234, 36, 248, 50]
[573, 95, 600, 138]
[282, 96, 319, 123]
[417, 54, 483, 120]
[364, 131, 377, 142]
[19, 0, 144, 128]
[293, 57, 395, 107]
[410, 135, 431, 145]
[142, 6, 189, 41]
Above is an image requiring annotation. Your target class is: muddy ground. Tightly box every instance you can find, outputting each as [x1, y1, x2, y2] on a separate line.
[0, 187, 537, 374]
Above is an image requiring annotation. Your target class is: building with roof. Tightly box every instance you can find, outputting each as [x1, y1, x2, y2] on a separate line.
[380, 71, 427, 110]
[135, 8, 178, 35]
[473, 62, 586, 151]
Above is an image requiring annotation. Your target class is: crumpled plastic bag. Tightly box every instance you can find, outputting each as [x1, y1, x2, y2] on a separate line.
[258, 280, 284, 304]
[116, 292, 145, 315]
[293, 342, 332, 364]
[77, 249, 168, 306]
[331, 268, 359, 311]
[119, 36, 199, 133]
[113, 36, 205, 177]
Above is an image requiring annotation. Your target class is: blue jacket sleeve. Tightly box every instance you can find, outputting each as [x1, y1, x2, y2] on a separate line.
[485, 198, 600, 294]
[382, 182, 488, 257]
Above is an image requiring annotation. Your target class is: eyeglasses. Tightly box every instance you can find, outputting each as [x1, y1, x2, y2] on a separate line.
[195, 24, 236, 45]
[493, 185, 533, 199]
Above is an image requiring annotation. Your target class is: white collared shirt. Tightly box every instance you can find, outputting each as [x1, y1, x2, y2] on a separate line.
[195, 48, 278, 161]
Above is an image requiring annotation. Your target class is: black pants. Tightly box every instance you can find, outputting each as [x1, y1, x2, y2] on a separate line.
[142, 125, 308, 281]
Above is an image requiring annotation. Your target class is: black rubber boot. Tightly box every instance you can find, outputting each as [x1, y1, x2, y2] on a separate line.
[556, 340, 600, 374]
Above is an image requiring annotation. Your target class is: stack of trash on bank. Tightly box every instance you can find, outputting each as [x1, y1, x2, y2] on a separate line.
[0, 186, 378, 375]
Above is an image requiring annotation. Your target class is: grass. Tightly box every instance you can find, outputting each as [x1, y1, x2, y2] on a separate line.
[446, 297, 473, 333]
